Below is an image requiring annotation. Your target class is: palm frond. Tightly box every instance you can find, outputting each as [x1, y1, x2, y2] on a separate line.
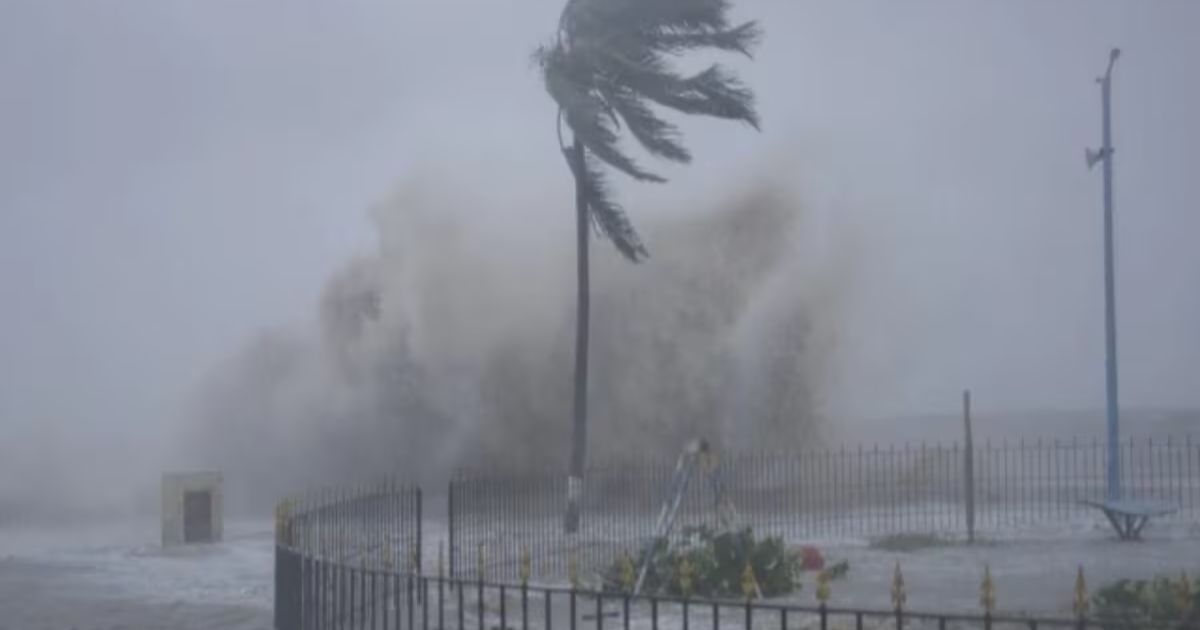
[566, 150, 648, 262]
[590, 47, 760, 129]
[543, 50, 666, 182]
[540, 0, 761, 259]
[566, 0, 732, 38]
[659, 64, 760, 129]
[598, 84, 691, 163]
[640, 21, 762, 56]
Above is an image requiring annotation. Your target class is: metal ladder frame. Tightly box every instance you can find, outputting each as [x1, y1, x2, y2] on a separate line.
[632, 439, 759, 597]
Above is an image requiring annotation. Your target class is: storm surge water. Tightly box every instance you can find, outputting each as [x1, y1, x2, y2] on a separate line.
[183, 172, 860, 512]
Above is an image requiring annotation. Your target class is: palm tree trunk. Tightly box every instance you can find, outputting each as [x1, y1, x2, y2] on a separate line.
[564, 140, 589, 534]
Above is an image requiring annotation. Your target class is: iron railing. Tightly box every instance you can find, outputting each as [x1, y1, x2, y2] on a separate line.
[274, 546, 1193, 630]
[276, 481, 422, 630]
[449, 436, 1200, 581]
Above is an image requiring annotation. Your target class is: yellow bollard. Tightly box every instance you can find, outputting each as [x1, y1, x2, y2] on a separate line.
[277, 500, 290, 547]
[816, 570, 831, 605]
[980, 565, 995, 615]
[1178, 572, 1193, 614]
[287, 499, 296, 546]
[741, 563, 758, 601]
[568, 551, 580, 590]
[519, 546, 532, 587]
[891, 562, 906, 612]
[1073, 566, 1089, 617]
[618, 552, 636, 593]
[678, 555, 694, 598]
[277, 501, 286, 544]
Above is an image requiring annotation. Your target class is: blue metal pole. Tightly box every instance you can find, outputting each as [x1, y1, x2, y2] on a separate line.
[1089, 48, 1122, 501]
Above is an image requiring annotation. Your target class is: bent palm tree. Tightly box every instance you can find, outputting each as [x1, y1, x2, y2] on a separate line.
[536, 0, 761, 533]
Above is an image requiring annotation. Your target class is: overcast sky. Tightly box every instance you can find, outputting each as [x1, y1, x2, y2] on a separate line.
[1, 0, 1198, 456]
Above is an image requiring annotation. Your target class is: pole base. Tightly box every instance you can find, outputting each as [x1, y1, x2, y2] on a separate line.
[563, 475, 582, 533]
[563, 499, 580, 534]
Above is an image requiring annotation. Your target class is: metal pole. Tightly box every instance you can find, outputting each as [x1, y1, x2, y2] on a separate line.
[1087, 48, 1122, 501]
[448, 479, 456, 581]
[963, 390, 976, 543]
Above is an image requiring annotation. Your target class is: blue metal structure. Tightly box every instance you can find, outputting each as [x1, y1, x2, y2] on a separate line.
[1086, 48, 1122, 501]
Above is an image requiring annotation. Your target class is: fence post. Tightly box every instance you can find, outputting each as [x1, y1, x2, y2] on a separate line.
[963, 390, 976, 543]
[448, 479, 456, 581]
[417, 487, 424, 579]
[274, 543, 283, 630]
[274, 540, 285, 628]
[1074, 565, 1089, 628]
[275, 543, 296, 630]
[891, 562, 906, 630]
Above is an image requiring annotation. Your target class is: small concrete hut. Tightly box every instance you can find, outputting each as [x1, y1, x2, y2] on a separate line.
[161, 471, 223, 545]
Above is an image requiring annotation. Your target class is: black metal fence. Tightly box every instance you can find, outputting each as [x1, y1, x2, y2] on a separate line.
[449, 436, 1200, 581]
[276, 481, 423, 630]
[273, 455, 1200, 630]
[274, 548, 1192, 630]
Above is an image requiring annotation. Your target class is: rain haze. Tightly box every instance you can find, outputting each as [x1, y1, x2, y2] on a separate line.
[0, 1, 1198, 626]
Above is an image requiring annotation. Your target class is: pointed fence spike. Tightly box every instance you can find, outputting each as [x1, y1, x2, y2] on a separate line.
[677, 554, 694, 598]
[568, 549, 581, 590]
[1177, 572, 1193, 613]
[816, 569, 831, 604]
[519, 546, 532, 587]
[618, 551, 635, 593]
[1074, 566, 1089, 617]
[741, 562, 758, 600]
[891, 562, 906, 611]
[980, 565, 996, 614]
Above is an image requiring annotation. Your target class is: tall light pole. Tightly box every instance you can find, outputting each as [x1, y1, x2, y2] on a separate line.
[1086, 47, 1121, 501]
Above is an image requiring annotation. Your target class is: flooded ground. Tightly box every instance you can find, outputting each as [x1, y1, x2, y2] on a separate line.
[1, 515, 1196, 628]
[0, 518, 273, 630]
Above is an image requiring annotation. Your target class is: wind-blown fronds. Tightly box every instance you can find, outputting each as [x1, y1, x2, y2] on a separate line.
[643, 21, 762, 56]
[599, 84, 691, 163]
[566, 0, 735, 37]
[537, 0, 761, 261]
[574, 153, 649, 262]
[545, 53, 667, 183]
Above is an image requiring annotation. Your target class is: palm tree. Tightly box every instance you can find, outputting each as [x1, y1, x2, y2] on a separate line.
[536, 0, 762, 533]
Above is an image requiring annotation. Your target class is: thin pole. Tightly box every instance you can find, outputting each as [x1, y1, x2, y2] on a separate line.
[963, 390, 976, 543]
[566, 139, 591, 533]
[1088, 48, 1122, 501]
